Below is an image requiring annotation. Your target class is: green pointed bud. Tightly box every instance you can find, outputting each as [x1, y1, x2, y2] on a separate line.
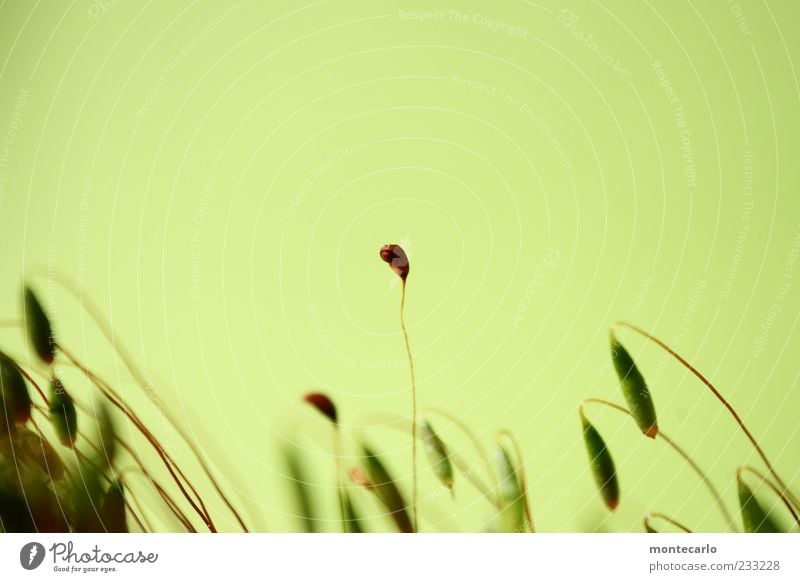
[101, 480, 128, 533]
[50, 378, 77, 447]
[95, 402, 116, 468]
[738, 476, 782, 533]
[581, 412, 619, 510]
[494, 441, 526, 533]
[23, 286, 56, 365]
[611, 332, 658, 438]
[420, 418, 454, 492]
[0, 351, 31, 429]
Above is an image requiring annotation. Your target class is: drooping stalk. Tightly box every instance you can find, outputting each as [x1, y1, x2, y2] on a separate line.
[581, 398, 736, 531]
[614, 321, 799, 511]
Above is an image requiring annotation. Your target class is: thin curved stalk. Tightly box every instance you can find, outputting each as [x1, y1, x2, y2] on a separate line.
[116, 444, 196, 532]
[122, 467, 195, 532]
[613, 321, 799, 511]
[399, 282, 418, 531]
[65, 395, 199, 532]
[645, 512, 693, 533]
[48, 389, 199, 532]
[581, 398, 736, 531]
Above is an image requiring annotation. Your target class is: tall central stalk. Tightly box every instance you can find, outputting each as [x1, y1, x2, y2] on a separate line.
[379, 243, 416, 530]
[400, 281, 418, 530]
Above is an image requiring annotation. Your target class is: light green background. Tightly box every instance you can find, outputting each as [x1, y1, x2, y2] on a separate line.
[1, 0, 799, 532]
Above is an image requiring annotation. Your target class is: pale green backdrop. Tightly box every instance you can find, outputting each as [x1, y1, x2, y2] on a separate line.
[1, 0, 798, 532]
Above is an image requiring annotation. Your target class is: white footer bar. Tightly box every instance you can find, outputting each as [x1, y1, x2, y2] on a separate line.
[1, 534, 798, 581]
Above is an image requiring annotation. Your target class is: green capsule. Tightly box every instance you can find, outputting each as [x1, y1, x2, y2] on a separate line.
[738, 478, 782, 533]
[420, 418, 454, 493]
[610, 332, 658, 438]
[23, 286, 56, 365]
[494, 442, 526, 533]
[0, 350, 31, 429]
[581, 413, 619, 511]
[362, 445, 413, 533]
[50, 378, 77, 448]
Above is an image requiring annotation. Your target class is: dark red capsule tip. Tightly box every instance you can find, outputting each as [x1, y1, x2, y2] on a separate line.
[303, 392, 337, 424]
[379, 244, 409, 281]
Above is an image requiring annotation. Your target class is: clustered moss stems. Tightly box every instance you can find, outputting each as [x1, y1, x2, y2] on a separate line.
[44, 271, 249, 531]
[56, 343, 216, 531]
[0, 277, 254, 533]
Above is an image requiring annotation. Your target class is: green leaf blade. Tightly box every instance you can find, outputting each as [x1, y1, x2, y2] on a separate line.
[362, 445, 413, 533]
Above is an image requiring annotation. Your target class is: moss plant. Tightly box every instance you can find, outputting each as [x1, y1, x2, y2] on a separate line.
[6, 271, 797, 533]
[580, 321, 800, 533]
[378, 243, 417, 529]
[1, 282, 250, 533]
